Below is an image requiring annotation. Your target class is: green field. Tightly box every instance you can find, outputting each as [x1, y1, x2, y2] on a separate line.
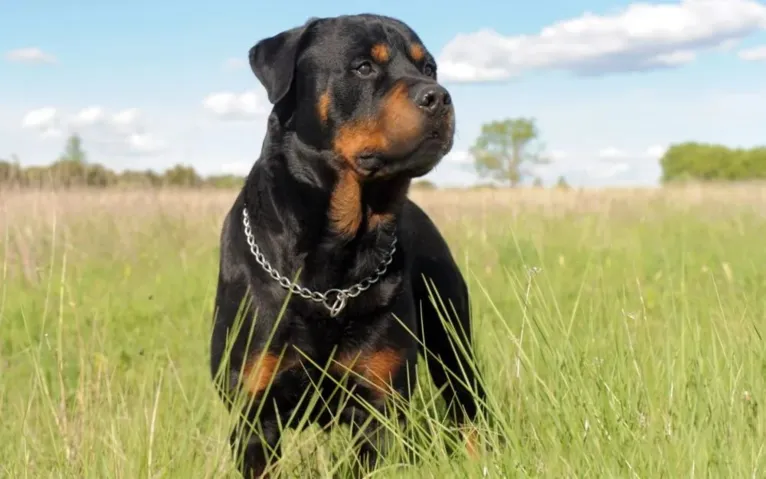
[2, 185, 765, 478]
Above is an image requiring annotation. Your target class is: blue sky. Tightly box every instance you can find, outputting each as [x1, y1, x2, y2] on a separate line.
[3, 0, 766, 187]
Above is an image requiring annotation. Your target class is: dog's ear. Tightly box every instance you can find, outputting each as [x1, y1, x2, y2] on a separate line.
[249, 19, 317, 105]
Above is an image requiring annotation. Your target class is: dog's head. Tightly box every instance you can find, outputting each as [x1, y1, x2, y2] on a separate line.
[249, 14, 454, 180]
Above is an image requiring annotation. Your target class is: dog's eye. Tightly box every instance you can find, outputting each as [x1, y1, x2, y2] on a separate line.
[424, 64, 436, 78]
[354, 61, 374, 77]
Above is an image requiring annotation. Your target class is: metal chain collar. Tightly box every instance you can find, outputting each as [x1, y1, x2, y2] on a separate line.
[241, 206, 397, 317]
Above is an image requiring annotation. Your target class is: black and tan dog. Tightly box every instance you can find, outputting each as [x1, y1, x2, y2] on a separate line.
[209, 13, 485, 478]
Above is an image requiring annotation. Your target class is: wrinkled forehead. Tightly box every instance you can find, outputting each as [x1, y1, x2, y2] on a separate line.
[307, 17, 432, 64]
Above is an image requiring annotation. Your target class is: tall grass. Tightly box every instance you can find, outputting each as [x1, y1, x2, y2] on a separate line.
[1, 185, 765, 477]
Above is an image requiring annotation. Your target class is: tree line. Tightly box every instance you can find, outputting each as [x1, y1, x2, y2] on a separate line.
[659, 142, 766, 183]
[4, 128, 765, 190]
[0, 134, 245, 189]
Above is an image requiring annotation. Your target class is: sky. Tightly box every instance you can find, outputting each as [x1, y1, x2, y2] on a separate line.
[2, 0, 766, 188]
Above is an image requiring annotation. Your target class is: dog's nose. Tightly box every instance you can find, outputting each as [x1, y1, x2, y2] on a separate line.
[414, 85, 451, 114]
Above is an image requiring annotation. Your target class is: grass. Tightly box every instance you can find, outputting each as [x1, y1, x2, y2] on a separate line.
[1, 184, 765, 478]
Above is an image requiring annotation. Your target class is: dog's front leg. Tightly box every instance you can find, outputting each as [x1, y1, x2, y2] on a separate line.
[230, 401, 283, 479]
[340, 403, 395, 475]
[333, 348, 416, 476]
[227, 353, 299, 479]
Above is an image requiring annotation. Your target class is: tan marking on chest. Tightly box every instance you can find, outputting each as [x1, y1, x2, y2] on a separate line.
[328, 169, 363, 237]
[332, 348, 404, 397]
[241, 352, 293, 397]
[367, 211, 395, 230]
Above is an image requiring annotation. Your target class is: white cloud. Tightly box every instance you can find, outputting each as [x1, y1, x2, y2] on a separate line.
[530, 145, 666, 186]
[110, 108, 143, 137]
[21, 107, 63, 138]
[598, 147, 628, 159]
[125, 133, 166, 155]
[645, 144, 668, 158]
[112, 108, 141, 126]
[738, 45, 766, 61]
[715, 38, 740, 52]
[652, 50, 697, 66]
[70, 106, 106, 127]
[202, 88, 269, 120]
[22, 107, 58, 129]
[586, 161, 630, 179]
[444, 150, 472, 164]
[599, 145, 668, 161]
[5, 47, 57, 64]
[69, 106, 142, 133]
[21, 106, 165, 156]
[438, 0, 766, 82]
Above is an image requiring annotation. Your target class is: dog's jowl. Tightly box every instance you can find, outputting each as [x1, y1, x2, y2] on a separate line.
[209, 13, 486, 478]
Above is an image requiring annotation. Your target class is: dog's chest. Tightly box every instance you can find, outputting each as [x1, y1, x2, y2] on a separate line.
[280, 309, 416, 400]
[282, 294, 414, 365]
[287, 310, 382, 360]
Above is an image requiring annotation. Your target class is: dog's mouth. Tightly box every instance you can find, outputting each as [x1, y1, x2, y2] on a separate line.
[357, 153, 382, 172]
[355, 131, 451, 180]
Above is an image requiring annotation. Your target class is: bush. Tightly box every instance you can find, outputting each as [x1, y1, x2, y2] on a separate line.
[660, 142, 766, 183]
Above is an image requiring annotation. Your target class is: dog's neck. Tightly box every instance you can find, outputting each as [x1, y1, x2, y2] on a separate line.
[241, 116, 408, 289]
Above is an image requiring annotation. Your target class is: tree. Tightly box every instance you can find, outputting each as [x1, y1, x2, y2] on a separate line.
[163, 164, 201, 187]
[50, 134, 88, 186]
[470, 117, 549, 187]
[61, 133, 87, 163]
[0, 154, 22, 184]
[555, 175, 570, 190]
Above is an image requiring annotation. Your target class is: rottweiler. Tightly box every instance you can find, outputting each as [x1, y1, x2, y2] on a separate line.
[209, 13, 485, 478]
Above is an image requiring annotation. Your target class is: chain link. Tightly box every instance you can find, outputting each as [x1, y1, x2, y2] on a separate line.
[242, 206, 397, 317]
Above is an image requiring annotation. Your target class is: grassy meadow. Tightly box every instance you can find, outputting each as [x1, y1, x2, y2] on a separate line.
[1, 184, 765, 478]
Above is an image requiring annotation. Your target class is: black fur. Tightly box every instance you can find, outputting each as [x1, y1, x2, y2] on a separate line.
[210, 13, 485, 478]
